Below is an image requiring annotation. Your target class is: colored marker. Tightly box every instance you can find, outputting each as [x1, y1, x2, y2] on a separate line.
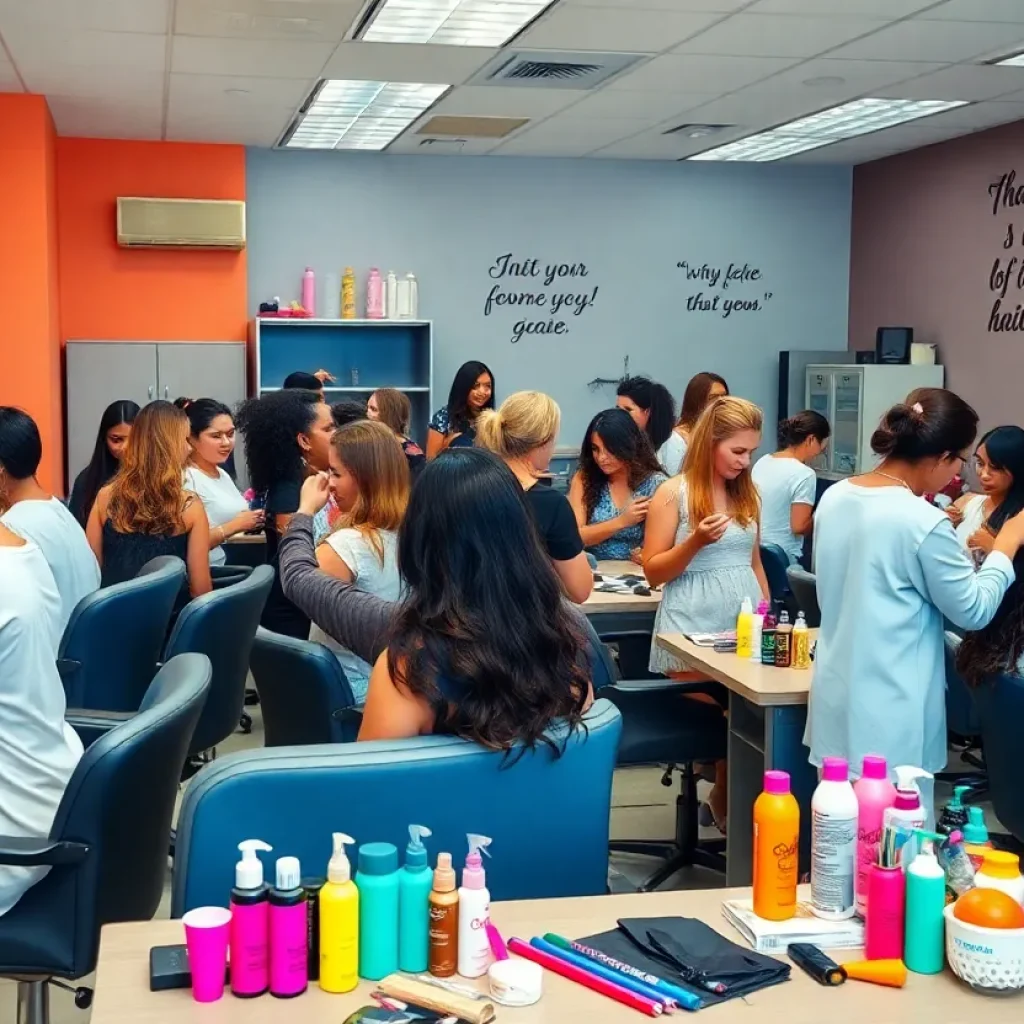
[530, 937, 681, 1012]
[507, 938, 664, 1017]
[544, 934, 704, 1010]
[486, 923, 509, 962]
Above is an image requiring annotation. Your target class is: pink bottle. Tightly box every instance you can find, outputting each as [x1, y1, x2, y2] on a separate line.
[366, 268, 385, 319]
[301, 267, 315, 316]
[230, 839, 273, 997]
[853, 755, 897, 917]
[864, 863, 905, 960]
[269, 857, 308, 998]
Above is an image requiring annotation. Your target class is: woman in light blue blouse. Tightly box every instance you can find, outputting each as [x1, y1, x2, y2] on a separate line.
[808, 389, 1024, 821]
[568, 408, 666, 563]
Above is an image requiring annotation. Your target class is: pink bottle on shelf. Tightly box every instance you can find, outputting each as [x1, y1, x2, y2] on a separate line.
[301, 267, 316, 316]
[366, 268, 385, 319]
[864, 863, 906, 960]
[230, 839, 273, 997]
[853, 754, 896, 917]
[269, 857, 308, 998]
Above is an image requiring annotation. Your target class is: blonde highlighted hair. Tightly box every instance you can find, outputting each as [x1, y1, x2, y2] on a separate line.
[683, 396, 762, 528]
[330, 419, 409, 562]
[372, 388, 411, 436]
[475, 391, 560, 460]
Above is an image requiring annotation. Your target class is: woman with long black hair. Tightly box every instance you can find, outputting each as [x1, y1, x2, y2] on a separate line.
[616, 376, 676, 455]
[426, 360, 495, 459]
[68, 400, 140, 527]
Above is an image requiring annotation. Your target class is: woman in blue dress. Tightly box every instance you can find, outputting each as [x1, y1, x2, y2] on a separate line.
[569, 408, 666, 563]
[426, 361, 495, 459]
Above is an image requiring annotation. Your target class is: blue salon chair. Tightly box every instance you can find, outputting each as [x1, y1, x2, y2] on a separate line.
[785, 565, 820, 627]
[759, 542, 791, 612]
[973, 668, 1024, 850]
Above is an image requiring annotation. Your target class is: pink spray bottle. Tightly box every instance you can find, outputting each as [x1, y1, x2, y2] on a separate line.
[853, 755, 896, 917]
[301, 267, 316, 316]
[230, 839, 272, 997]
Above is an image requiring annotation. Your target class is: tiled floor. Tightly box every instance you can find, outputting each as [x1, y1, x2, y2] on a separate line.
[0, 711, 999, 1024]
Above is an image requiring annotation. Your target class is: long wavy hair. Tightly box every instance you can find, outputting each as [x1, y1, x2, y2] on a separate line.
[107, 401, 190, 535]
[75, 399, 140, 526]
[684, 396, 763, 528]
[372, 387, 412, 436]
[388, 448, 589, 758]
[576, 408, 663, 518]
[331, 420, 410, 562]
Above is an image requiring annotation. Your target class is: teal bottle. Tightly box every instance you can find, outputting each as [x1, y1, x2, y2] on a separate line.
[356, 842, 399, 980]
[398, 825, 433, 972]
[904, 841, 946, 974]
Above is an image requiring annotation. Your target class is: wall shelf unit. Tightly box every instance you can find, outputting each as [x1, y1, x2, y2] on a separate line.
[251, 318, 433, 441]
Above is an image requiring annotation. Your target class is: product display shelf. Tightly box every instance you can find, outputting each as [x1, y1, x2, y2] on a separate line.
[252, 318, 434, 442]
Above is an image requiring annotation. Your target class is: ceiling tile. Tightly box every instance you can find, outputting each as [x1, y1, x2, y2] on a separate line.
[4, 28, 167, 72]
[749, 0, 935, 14]
[925, 0, 1024, 21]
[174, 0, 362, 41]
[47, 93, 163, 140]
[756, 56, 948, 95]
[169, 72, 314, 109]
[20, 68, 166, 102]
[876, 64, 1024, 102]
[607, 53, 800, 93]
[592, 122, 750, 158]
[388, 135, 504, 156]
[0, 0, 170, 35]
[165, 106, 295, 146]
[519, 7, 723, 52]
[494, 115, 647, 155]
[674, 14, 890, 59]
[429, 85, 584, 119]
[171, 35, 334, 78]
[321, 42, 495, 85]
[828, 19, 1024, 64]
[561, 0, 752, 10]
[565, 88, 718, 121]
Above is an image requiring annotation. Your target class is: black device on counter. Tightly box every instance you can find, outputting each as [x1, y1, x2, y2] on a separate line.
[875, 326, 913, 364]
[149, 944, 231, 992]
[787, 943, 847, 986]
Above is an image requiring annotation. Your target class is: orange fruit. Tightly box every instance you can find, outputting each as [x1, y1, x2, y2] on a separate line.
[954, 888, 1024, 929]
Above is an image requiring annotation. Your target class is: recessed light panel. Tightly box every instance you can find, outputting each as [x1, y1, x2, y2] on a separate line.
[360, 0, 555, 47]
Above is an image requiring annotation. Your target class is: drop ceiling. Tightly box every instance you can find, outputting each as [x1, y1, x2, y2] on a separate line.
[3, 0, 1024, 162]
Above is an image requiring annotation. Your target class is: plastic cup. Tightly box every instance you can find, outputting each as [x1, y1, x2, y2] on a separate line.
[182, 906, 232, 1002]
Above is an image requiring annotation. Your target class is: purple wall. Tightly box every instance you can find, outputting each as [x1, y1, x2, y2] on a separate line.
[849, 120, 1024, 433]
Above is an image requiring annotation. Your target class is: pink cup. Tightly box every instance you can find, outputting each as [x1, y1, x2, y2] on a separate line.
[183, 906, 232, 1002]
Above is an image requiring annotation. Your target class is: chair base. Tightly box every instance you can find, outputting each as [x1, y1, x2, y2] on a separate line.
[17, 981, 47, 1024]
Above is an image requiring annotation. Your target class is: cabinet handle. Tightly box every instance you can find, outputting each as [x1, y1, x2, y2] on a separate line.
[148, 385, 154, 400]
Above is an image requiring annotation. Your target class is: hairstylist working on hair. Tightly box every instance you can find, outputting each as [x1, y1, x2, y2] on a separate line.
[661, 372, 729, 476]
[476, 391, 593, 603]
[180, 399, 264, 564]
[809, 389, 1024, 822]
[426, 361, 494, 459]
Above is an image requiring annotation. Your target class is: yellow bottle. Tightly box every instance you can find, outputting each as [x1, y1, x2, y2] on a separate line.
[341, 268, 356, 319]
[792, 612, 811, 670]
[319, 832, 359, 993]
[736, 597, 754, 659]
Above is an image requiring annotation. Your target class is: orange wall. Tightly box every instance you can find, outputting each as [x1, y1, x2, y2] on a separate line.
[56, 138, 247, 342]
[0, 95, 62, 491]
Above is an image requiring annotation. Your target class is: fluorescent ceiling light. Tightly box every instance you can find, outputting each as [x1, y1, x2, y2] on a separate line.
[285, 80, 448, 150]
[993, 51, 1024, 67]
[360, 0, 555, 46]
[689, 97, 968, 163]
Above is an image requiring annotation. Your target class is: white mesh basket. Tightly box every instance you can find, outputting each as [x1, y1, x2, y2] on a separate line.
[944, 904, 1024, 993]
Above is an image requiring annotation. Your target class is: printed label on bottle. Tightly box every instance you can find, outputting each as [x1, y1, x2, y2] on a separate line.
[775, 634, 791, 667]
[811, 810, 856, 913]
[761, 633, 776, 664]
[856, 824, 882, 909]
[773, 837, 798, 902]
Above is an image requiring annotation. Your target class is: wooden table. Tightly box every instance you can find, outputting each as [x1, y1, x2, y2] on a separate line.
[584, 560, 662, 616]
[90, 886, 1012, 1024]
[656, 633, 816, 887]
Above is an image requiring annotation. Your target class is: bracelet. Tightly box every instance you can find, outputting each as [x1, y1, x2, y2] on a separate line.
[218, 526, 227, 544]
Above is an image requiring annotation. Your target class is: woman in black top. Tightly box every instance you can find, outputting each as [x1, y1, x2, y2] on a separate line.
[69, 400, 140, 527]
[476, 391, 592, 603]
[235, 389, 335, 637]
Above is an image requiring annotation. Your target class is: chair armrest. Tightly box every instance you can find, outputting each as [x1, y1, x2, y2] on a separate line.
[598, 679, 724, 700]
[57, 659, 81, 679]
[0, 836, 91, 867]
[66, 709, 135, 748]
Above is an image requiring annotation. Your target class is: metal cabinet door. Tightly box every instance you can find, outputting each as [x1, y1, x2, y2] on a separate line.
[65, 342, 158, 488]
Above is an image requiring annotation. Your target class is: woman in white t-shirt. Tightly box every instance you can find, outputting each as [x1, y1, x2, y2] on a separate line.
[752, 410, 830, 564]
[0, 522, 84, 916]
[311, 420, 409, 703]
[0, 407, 100, 635]
[659, 372, 729, 476]
[178, 399, 264, 565]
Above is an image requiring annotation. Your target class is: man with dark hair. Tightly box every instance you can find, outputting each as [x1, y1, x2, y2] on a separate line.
[283, 369, 335, 393]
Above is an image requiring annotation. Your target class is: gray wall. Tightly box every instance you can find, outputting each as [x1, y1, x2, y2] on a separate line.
[246, 150, 852, 445]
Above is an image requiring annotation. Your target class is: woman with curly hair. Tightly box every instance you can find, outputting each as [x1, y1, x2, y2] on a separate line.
[85, 401, 212, 597]
[568, 408, 666, 563]
[235, 388, 334, 637]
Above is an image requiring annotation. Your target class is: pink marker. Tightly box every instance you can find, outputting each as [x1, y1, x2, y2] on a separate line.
[486, 922, 509, 961]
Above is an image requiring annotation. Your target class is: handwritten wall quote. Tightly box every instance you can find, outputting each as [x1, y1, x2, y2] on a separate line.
[484, 253, 599, 344]
[677, 260, 773, 317]
[987, 169, 1024, 333]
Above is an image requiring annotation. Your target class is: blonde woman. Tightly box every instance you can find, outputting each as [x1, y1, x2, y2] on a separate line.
[311, 420, 410, 704]
[476, 391, 592, 604]
[367, 388, 425, 478]
[643, 396, 769, 829]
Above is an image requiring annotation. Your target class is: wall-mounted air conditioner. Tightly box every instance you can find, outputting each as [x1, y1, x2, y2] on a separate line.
[116, 197, 246, 250]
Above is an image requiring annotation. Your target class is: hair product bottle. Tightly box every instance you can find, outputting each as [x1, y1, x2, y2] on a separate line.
[882, 766, 931, 863]
[405, 274, 419, 319]
[428, 852, 459, 978]
[457, 834, 493, 978]
[904, 840, 946, 973]
[792, 611, 811, 670]
[386, 271, 399, 320]
[341, 267, 356, 320]
[319, 833, 359, 993]
[774, 610, 793, 668]
[356, 842, 400, 980]
[753, 771, 799, 921]
[865, 864, 905, 960]
[735, 597, 754, 659]
[810, 757, 858, 920]
[852, 755, 896, 918]
[366, 269, 385, 320]
[750, 599, 768, 662]
[302, 877, 324, 982]
[399, 825, 433, 973]
[269, 856, 308, 997]
[937, 785, 971, 836]
[229, 839, 273, 997]
[760, 611, 777, 666]
[301, 267, 315, 316]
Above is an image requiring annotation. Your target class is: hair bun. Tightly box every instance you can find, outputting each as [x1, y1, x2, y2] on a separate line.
[871, 402, 924, 456]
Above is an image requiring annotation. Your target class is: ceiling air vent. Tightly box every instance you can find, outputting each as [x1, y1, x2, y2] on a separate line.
[471, 50, 642, 90]
[663, 123, 732, 139]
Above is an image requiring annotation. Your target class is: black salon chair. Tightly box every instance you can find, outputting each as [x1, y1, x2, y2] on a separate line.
[785, 565, 820, 627]
[973, 667, 1024, 851]
[759, 542, 791, 612]
[0, 654, 210, 1024]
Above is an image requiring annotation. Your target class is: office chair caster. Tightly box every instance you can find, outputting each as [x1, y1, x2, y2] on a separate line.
[244, 688, 260, 707]
[52, 980, 93, 1009]
[239, 711, 253, 734]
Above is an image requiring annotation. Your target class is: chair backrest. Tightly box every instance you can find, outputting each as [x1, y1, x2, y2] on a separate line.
[171, 699, 622, 915]
[785, 565, 820, 628]
[164, 564, 273, 755]
[24, 654, 210, 978]
[973, 669, 1024, 842]
[59, 556, 186, 711]
[943, 632, 980, 739]
[250, 628, 358, 746]
[759, 543, 791, 609]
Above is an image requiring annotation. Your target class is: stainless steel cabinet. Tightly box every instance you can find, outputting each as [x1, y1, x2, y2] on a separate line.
[65, 341, 247, 490]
